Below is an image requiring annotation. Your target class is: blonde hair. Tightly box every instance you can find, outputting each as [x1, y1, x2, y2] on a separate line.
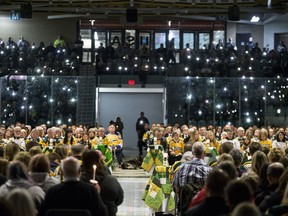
[268, 147, 285, 163]
[251, 151, 268, 176]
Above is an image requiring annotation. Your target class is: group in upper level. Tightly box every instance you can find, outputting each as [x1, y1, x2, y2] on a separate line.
[0, 35, 287, 77]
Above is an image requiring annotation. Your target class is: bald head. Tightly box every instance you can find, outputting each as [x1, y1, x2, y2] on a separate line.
[267, 162, 284, 184]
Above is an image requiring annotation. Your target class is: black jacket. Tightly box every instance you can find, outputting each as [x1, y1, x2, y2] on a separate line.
[39, 180, 107, 216]
[81, 172, 124, 216]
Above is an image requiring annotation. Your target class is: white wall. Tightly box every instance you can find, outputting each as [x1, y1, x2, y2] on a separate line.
[227, 22, 264, 48]
[264, 14, 288, 50]
[97, 89, 164, 150]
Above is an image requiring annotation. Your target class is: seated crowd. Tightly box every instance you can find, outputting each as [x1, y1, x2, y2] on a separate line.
[0, 121, 288, 215]
[0, 122, 124, 216]
[140, 122, 288, 215]
[0, 36, 287, 78]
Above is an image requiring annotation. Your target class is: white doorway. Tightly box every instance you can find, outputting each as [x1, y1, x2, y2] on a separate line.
[96, 88, 165, 154]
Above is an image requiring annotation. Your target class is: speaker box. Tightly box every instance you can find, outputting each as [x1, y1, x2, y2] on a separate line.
[228, 5, 239, 21]
[126, 8, 137, 22]
[21, 3, 32, 18]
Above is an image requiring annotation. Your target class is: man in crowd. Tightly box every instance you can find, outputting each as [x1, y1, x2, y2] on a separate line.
[136, 112, 149, 156]
[173, 142, 211, 193]
[9, 126, 25, 150]
[184, 169, 230, 216]
[39, 156, 107, 216]
[102, 124, 123, 166]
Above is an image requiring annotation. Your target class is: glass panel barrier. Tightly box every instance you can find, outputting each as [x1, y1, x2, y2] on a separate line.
[0, 76, 287, 128]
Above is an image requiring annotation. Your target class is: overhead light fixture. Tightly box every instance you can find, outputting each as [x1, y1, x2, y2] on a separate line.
[250, 16, 260, 22]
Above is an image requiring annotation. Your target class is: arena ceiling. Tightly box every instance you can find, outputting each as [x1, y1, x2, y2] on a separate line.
[0, 0, 288, 24]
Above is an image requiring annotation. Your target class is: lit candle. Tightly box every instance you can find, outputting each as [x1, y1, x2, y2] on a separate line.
[93, 165, 97, 180]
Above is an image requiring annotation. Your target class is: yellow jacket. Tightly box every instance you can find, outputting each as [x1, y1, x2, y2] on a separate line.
[169, 139, 184, 155]
[102, 133, 123, 148]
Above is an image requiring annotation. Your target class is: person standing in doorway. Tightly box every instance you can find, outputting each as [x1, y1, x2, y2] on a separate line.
[167, 38, 176, 65]
[115, 117, 124, 138]
[136, 112, 149, 156]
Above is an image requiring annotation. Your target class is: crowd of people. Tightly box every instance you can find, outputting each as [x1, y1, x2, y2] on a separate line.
[138, 121, 288, 215]
[0, 118, 288, 215]
[95, 37, 288, 78]
[0, 35, 82, 77]
[0, 121, 124, 216]
[0, 35, 288, 78]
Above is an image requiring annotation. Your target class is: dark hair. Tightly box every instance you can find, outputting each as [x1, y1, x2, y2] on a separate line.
[217, 160, 237, 180]
[276, 131, 286, 142]
[279, 155, 288, 168]
[249, 142, 261, 156]
[71, 144, 84, 156]
[0, 158, 9, 176]
[29, 154, 50, 173]
[219, 142, 233, 155]
[54, 144, 68, 160]
[258, 162, 270, 188]
[63, 129, 74, 145]
[225, 180, 253, 209]
[81, 150, 104, 177]
[184, 142, 193, 152]
[276, 168, 288, 194]
[0, 198, 15, 216]
[82, 150, 99, 169]
[261, 146, 270, 156]
[25, 140, 39, 152]
[206, 168, 230, 196]
[4, 142, 20, 162]
[48, 152, 61, 164]
[229, 149, 243, 167]
[7, 161, 28, 180]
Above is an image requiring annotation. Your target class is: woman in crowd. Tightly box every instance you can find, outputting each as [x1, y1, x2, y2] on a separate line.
[272, 131, 287, 149]
[61, 129, 76, 146]
[189, 129, 201, 144]
[259, 129, 272, 149]
[28, 154, 60, 193]
[242, 136, 251, 151]
[251, 151, 268, 176]
[88, 128, 99, 148]
[3, 129, 12, 143]
[204, 130, 220, 152]
[81, 150, 124, 216]
[0, 161, 45, 209]
[214, 126, 222, 141]
[168, 131, 184, 165]
[4, 142, 20, 162]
